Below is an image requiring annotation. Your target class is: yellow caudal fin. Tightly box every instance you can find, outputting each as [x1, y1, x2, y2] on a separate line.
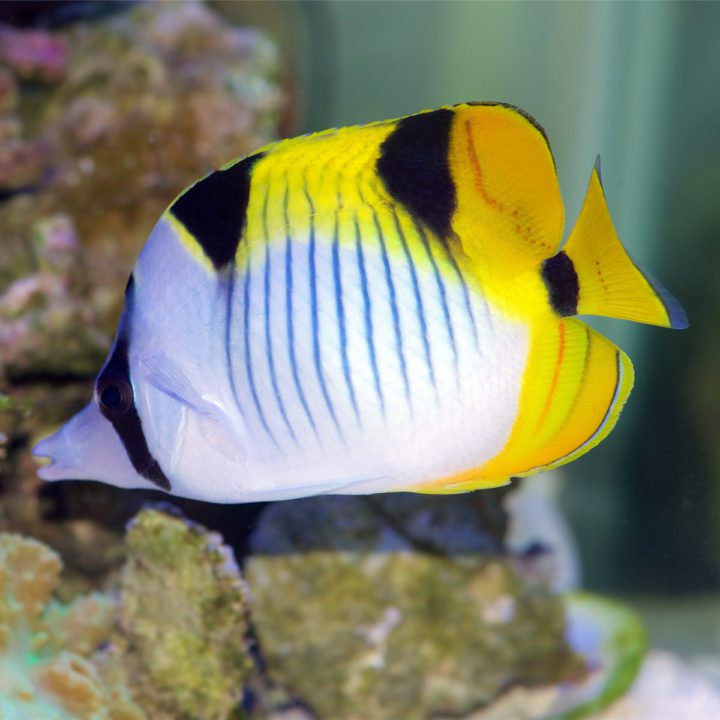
[477, 318, 634, 482]
[561, 159, 687, 329]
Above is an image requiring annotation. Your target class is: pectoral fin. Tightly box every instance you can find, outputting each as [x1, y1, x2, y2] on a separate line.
[140, 354, 201, 408]
[140, 354, 246, 461]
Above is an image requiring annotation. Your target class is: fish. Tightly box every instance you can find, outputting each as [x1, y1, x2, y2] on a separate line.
[33, 102, 688, 503]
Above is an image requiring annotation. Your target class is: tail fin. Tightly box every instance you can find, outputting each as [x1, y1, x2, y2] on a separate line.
[561, 159, 688, 329]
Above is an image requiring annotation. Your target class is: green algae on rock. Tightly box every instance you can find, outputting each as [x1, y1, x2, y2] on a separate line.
[0, 511, 255, 720]
[116, 508, 253, 720]
[469, 593, 647, 720]
[245, 495, 584, 720]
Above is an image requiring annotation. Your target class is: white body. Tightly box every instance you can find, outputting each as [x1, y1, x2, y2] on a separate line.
[126, 217, 529, 502]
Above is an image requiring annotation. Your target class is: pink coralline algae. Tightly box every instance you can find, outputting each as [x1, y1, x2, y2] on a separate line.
[0, 1, 283, 382]
[0, 26, 69, 82]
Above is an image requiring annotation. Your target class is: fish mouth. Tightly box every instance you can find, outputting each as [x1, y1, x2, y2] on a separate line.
[33, 430, 78, 481]
[31, 401, 160, 491]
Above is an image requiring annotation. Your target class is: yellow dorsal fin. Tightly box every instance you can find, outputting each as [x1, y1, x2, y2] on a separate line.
[563, 161, 688, 329]
[450, 103, 565, 267]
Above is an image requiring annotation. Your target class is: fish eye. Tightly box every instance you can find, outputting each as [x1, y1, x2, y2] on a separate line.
[96, 376, 133, 420]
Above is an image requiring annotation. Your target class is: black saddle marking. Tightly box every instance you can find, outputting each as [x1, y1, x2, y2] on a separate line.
[170, 153, 265, 271]
[377, 109, 456, 239]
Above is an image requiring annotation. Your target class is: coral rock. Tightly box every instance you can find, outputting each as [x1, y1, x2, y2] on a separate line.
[0, 532, 145, 720]
[246, 495, 583, 720]
[0, 0, 282, 381]
[116, 508, 253, 720]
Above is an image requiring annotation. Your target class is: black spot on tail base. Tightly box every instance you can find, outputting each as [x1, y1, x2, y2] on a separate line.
[170, 153, 264, 271]
[377, 109, 456, 238]
[542, 251, 579, 316]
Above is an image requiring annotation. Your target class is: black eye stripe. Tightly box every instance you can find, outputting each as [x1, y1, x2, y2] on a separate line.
[97, 336, 171, 491]
[97, 375, 133, 419]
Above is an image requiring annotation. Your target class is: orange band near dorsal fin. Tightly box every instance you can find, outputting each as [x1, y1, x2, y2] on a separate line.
[449, 103, 565, 270]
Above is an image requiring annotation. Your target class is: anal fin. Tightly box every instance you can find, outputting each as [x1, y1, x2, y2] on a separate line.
[478, 318, 634, 480]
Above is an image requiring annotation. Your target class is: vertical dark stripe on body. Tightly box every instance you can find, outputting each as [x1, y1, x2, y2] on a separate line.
[243, 255, 277, 445]
[225, 271, 246, 423]
[376, 109, 456, 239]
[96, 316, 171, 491]
[413, 219, 459, 380]
[170, 153, 269, 434]
[333, 195, 361, 426]
[390, 208, 435, 389]
[170, 154, 264, 271]
[442, 242, 481, 350]
[374, 109, 480, 353]
[354, 214, 385, 415]
[284, 185, 318, 439]
[262, 187, 297, 445]
[305, 187, 344, 439]
[367, 197, 412, 409]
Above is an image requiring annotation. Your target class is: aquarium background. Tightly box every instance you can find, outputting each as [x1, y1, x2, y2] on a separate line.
[1, 0, 720, 715]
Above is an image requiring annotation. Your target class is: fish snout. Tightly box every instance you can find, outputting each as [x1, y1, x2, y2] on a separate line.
[33, 426, 77, 481]
[33, 401, 164, 490]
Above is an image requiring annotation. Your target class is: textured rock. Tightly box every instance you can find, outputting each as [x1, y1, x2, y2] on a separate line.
[0, 379, 129, 598]
[0, 532, 144, 720]
[0, 0, 284, 604]
[249, 492, 511, 555]
[0, 513, 256, 719]
[246, 494, 584, 720]
[116, 508, 253, 720]
[0, 0, 282, 380]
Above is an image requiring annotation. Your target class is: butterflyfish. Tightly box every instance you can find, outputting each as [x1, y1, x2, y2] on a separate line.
[33, 102, 687, 502]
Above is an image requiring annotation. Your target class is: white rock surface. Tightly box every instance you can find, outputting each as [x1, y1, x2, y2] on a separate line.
[471, 651, 720, 720]
[598, 651, 720, 720]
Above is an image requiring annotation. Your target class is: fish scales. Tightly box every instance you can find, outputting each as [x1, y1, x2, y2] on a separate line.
[33, 103, 687, 502]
